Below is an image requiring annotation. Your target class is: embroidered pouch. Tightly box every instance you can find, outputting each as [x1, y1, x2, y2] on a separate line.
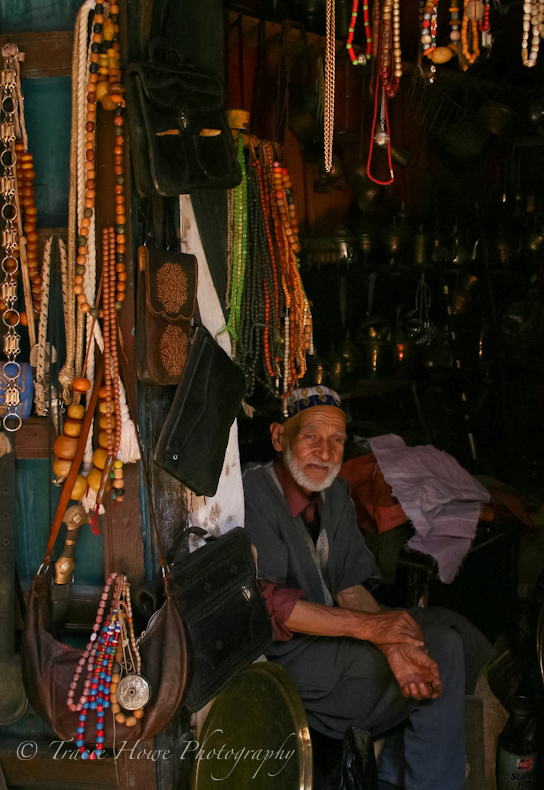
[136, 246, 198, 386]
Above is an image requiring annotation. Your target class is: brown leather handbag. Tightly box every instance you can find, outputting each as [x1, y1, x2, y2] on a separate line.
[136, 246, 198, 385]
[21, 368, 189, 745]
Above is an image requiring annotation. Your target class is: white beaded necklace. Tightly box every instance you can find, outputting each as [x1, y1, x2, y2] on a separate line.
[522, 0, 541, 67]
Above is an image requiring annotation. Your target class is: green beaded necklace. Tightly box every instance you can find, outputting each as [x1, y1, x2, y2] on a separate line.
[226, 134, 248, 345]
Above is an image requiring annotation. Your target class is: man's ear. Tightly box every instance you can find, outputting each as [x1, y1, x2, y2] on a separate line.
[270, 422, 285, 453]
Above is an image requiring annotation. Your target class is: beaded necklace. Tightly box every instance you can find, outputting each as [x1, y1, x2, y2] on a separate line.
[15, 143, 41, 321]
[450, 0, 462, 47]
[346, 0, 372, 65]
[226, 133, 248, 350]
[74, 1, 124, 315]
[51, 0, 131, 517]
[522, 0, 541, 66]
[225, 139, 312, 401]
[68, 574, 147, 756]
[461, 0, 480, 67]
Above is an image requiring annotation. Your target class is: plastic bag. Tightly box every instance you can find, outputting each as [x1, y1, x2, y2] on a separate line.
[322, 727, 379, 790]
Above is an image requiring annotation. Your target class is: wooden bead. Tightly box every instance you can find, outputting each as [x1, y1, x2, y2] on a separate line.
[125, 716, 137, 727]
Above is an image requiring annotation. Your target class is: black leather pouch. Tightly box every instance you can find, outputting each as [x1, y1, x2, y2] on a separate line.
[125, 60, 242, 196]
[153, 325, 246, 497]
[169, 526, 274, 712]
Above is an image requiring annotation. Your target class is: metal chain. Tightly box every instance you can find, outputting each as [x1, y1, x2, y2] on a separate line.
[324, 0, 336, 173]
[0, 48, 22, 431]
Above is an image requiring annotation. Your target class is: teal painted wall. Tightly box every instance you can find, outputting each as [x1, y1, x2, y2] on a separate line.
[0, 0, 82, 32]
[23, 78, 71, 227]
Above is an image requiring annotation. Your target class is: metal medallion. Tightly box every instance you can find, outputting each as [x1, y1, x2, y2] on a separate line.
[116, 674, 151, 710]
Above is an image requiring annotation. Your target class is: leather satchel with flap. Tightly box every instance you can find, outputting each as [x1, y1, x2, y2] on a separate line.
[165, 525, 274, 713]
[125, 61, 242, 196]
[154, 325, 246, 497]
[137, 246, 197, 386]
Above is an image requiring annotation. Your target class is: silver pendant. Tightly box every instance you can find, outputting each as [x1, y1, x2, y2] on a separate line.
[374, 129, 389, 147]
[116, 674, 151, 710]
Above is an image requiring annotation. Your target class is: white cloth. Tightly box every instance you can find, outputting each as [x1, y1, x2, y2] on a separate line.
[179, 195, 244, 537]
[369, 434, 491, 583]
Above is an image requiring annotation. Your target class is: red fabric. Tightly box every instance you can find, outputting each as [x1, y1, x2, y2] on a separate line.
[273, 458, 321, 519]
[259, 580, 306, 641]
[339, 454, 407, 535]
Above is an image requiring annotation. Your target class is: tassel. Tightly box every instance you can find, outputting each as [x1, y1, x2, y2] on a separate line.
[89, 503, 100, 535]
[241, 399, 255, 419]
[118, 417, 140, 464]
[117, 380, 140, 464]
[81, 484, 105, 517]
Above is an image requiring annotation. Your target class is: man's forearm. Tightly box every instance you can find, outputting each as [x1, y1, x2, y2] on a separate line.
[284, 599, 424, 647]
[335, 584, 381, 613]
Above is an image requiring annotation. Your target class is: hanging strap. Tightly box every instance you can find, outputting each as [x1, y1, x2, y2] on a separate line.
[118, 348, 168, 577]
[41, 361, 104, 567]
[41, 359, 168, 584]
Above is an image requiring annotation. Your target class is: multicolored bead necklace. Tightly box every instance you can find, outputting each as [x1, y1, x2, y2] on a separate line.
[346, 0, 373, 65]
[67, 574, 146, 756]
[225, 139, 312, 401]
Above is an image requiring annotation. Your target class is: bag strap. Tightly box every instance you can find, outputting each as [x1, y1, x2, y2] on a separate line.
[118, 346, 169, 581]
[41, 361, 104, 567]
[178, 526, 210, 556]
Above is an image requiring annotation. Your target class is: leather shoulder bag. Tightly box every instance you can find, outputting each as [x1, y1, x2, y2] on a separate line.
[125, 56, 241, 196]
[21, 367, 189, 745]
[135, 525, 274, 714]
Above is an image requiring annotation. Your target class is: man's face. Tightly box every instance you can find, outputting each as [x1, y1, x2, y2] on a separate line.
[272, 406, 347, 492]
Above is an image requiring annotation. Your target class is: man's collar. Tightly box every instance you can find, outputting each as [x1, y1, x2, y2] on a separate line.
[273, 458, 322, 518]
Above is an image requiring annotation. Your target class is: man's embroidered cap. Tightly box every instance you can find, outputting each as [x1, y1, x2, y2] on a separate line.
[282, 386, 344, 422]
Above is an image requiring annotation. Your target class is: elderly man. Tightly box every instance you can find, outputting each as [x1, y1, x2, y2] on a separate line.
[243, 386, 494, 790]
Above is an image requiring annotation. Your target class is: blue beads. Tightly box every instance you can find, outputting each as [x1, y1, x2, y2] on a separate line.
[83, 702, 90, 709]
[100, 671, 106, 679]
[79, 714, 86, 721]
[95, 747, 103, 754]
[96, 736, 104, 744]
[77, 726, 85, 734]
[103, 699, 111, 709]
[82, 750, 90, 760]
[90, 700, 97, 709]
[76, 739, 84, 747]
[98, 684, 104, 692]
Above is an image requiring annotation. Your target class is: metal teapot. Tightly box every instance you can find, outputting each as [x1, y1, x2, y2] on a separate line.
[450, 223, 480, 266]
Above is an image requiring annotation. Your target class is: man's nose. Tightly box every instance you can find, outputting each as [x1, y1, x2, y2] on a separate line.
[313, 439, 331, 461]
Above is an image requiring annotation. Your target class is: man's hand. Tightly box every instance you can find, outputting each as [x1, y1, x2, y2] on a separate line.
[378, 643, 443, 701]
[357, 610, 425, 648]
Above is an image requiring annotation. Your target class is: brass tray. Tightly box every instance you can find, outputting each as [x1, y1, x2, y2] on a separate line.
[192, 662, 312, 790]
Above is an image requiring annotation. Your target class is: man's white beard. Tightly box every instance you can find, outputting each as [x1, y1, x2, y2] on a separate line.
[284, 445, 342, 492]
